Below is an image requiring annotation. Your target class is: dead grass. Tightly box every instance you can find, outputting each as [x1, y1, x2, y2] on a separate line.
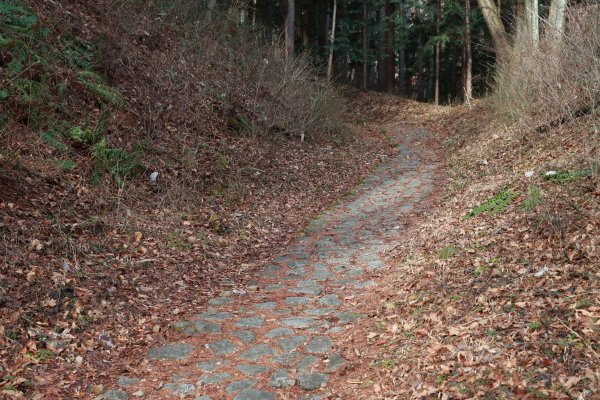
[493, 3, 600, 134]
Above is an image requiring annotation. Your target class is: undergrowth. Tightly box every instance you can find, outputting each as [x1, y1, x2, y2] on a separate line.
[464, 187, 518, 220]
[493, 3, 599, 132]
[0, 0, 142, 186]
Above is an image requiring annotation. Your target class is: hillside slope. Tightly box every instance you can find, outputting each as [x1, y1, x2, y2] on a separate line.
[331, 94, 599, 399]
[0, 2, 395, 397]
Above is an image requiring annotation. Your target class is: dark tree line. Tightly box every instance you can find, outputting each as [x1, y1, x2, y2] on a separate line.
[236, 0, 494, 104]
[208, 0, 573, 104]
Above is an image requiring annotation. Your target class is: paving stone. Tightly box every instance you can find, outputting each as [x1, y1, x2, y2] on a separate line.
[236, 364, 270, 376]
[239, 344, 276, 361]
[235, 316, 264, 328]
[173, 320, 221, 335]
[284, 266, 306, 277]
[254, 302, 277, 310]
[265, 327, 295, 338]
[257, 265, 282, 277]
[272, 351, 302, 367]
[306, 336, 333, 354]
[337, 311, 362, 323]
[305, 307, 334, 316]
[95, 389, 128, 400]
[298, 395, 323, 400]
[346, 268, 365, 278]
[272, 308, 291, 315]
[318, 294, 341, 307]
[163, 383, 195, 396]
[265, 283, 286, 291]
[305, 321, 332, 333]
[171, 372, 191, 382]
[233, 389, 276, 400]
[297, 355, 320, 372]
[269, 369, 296, 388]
[353, 280, 376, 289]
[290, 281, 322, 295]
[117, 376, 141, 387]
[225, 379, 257, 394]
[232, 330, 256, 344]
[298, 373, 329, 390]
[208, 297, 233, 306]
[196, 311, 232, 320]
[198, 372, 233, 385]
[326, 353, 347, 372]
[312, 270, 334, 281]
[276, 335, 306, 351]
[148, 343, 194, 360]
[206, 339, 238, 355]
[285, 296, 311, 306]
[282, 317, 317, 329]
[197, 359, 227, 372]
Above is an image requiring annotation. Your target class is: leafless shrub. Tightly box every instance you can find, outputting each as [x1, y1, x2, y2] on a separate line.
[492, 3, 599, 131]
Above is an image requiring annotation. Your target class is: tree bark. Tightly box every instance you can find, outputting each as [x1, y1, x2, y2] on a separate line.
[524, 0, 539, 47]
[547, 0, 567, 43]
[207, 0, 217, 21]
[327, 0, 338, 81]
[302, 2, 310, 49]
[362, 0, 368, 90]
[385, 0, 395, 92]
[378, 5, 387, 90]
[463, 0, 473, 101]
[286, 0, 295, 62]
[435, 0, 441, 104]
[476, 0, 509, 60]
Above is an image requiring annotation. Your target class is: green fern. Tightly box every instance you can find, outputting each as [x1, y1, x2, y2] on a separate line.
[464, 188, 518, 220]
[41, 130, 69, 151]
[543, 169, 593, 184]
[70, 125, 99, 145]
[0, 2, 37, 31]
[80, 80, 123, 107]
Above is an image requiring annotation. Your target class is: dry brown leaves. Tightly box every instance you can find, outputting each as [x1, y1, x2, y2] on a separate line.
[332, 106, 599, 399]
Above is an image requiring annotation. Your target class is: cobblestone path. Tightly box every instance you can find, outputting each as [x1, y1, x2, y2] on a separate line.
[97, 127, 438, 400]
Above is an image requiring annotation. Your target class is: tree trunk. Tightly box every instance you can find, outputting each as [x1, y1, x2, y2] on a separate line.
[362, 0, 368, 90]
[463, 0, 473, 101]
[302, 2, 310, 49]
[476, 0, 509, 60]
[327, 0, 338, 81]
[207, 0, 217, 21]
[435, 0, 441, 104]
[524, 0, 539, 47]
[378, 5, 387, 90]
[385, 0, 395, 92]
[547, 0, 567, 43]
[286, 0, 295, 62]
[399, 45, 406, 95]
[339, 0, 349, 82]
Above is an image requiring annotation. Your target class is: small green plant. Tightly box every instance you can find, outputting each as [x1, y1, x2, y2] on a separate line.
[464, 188, 518, 220]
[486, 329, 498, 337]
[92, 139, 144, 187]
[165, 231, 192, 250]
[543, 169, 593, 184]
[37, 349, 54, 361]
[437, 245, 457, 259]
[522, 185, 543, 211]
[575, 298, 592, 309]
[528, 320, 542, 330]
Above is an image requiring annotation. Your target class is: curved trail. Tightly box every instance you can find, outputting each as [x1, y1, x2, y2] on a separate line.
[99, 126, 439, 400]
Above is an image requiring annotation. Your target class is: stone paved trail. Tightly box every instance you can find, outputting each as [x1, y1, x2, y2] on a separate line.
[97, 127, 439, 400]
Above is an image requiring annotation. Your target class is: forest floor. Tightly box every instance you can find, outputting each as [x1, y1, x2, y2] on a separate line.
[3, 86, 599, 400]
[81, 112, 445, 400]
